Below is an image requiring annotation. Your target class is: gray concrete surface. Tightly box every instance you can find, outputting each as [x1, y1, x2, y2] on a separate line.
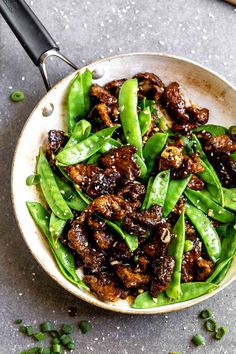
[1, 0, 236, 353]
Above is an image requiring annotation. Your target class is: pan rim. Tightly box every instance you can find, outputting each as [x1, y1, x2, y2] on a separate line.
[11, 51, 236, 314]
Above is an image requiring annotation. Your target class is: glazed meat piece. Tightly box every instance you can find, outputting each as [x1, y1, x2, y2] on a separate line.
[171, 153, 204, 179]
[162, 82, 189, 123]
[134, 72, 165, 101]
[206, 151, 236, 188]
[181, 234, 202, 283]
[114, 264, 150, 288]
[143, 223, 173, 259]
[110, 240, 133, 262]
[117, 181, 146, 210]
[150, 256, 175, 298]
[159, 146, 184, 170]
[65, 164, 121, 198]
[67, 221, 105, 272]
[99, 145, 140, 181]
[123, 205, 162, 236]
[187, 106, 209, 125]
[90, 84, 117, 105]
[48, 130, 67, 154]
[88, 103, 114, 128]
[187, 175, 205, 190]
[196, 258, 214, 281]
[173, 197, 185, 215]
[203, 134, 236, 153]
[93, 229, 116, 250]
[85, 194, 131, 221]
[84, 274, 122, 302]
[104, 79, 126, 97]
[137, 255, 150, 273]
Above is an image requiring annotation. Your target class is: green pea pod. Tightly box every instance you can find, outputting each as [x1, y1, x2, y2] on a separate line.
[139, 106, 152, 136]
[216, 223, 232, 237]
[87, 152, 101, 164]
[206, 257, 233, 283]
[184, 188, 235, 223]
[139, 97, 155, 113]
[143, 132, 168, 178]
[132, 282, 217, 309]
[207, 184, 236, 212]
[163, 175, 192, 217]
[192, 134, 224, 206]
[73, 184, 92, 204]
[192, 124, 228, 136]
[185, 202, 221, 262]
[67, 69, 92, 133]
[49, 212, 67, 243]
[105, 220, 138, 252]
[54, 174, 86, 211]
[37, 148, 73, 220]
[99, 138, 121, 154]
[213, 224, 236, 284]
[145, 170, 170, 209]
[26, 202, 88, 290]
[134, 154, 147, 179]
[198, 159, 215, 184]
[64, 119, 91, 149]
[119, 78, 143, 157]
[166, 212, 185, 299]
[56, 125, 119, 165]
[231, 151, 236, 163]
[141, 176, 155, 211]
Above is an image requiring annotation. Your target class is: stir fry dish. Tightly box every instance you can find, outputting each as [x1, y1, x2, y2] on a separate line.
[26, 69, 236, 308]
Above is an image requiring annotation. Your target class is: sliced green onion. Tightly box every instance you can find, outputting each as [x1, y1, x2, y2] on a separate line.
[26, 174, 41, 186]
[15, 319, 23, 324]
[192, 334, 205, 346]
[60, 334, 72, 345]
[40, 321, 54, 332]
[62, 323, 74, 334]
[19, 325, 27, 334]
[52, 338, 60, 344]
[215, 326, 227, 340]
[38, 349, 50, 354]
[52, 344, 61, 353]
[184, 240, 194, 252]
[204, 319, 216, 332]
[26, 326, 33, 336]
[19, 348, 41, 354]
[34, 332, 45, 341]
[10, 90, 25, 102]
[79, 320, 90, 334]
[199, 309, 213, 319]
[67, 342, 75, 350]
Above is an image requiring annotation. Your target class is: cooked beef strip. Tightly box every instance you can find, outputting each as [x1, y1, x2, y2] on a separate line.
[196, 258, 214, 281]
[84, 274, 122, 302]
[206, 151, 236, 188]
[204, 134, 236, 153]
[162, 82, 189, 123]
[104, 79, 126, 97]
[134, 72, 165, 101]
[90, 84, 117, 105]
[48, 130, 68, 154]
[187, 175, 205, 190]
[117, 181, 146, 210]
[93, 229, 116, 250]
[150, 256, 175, 298]
[113, 264, 150, 288]
[171, 153, 204, 179]
[186, 106, 209, 125]
[88, 103, 114, 128]
[143, 223, 173, 259]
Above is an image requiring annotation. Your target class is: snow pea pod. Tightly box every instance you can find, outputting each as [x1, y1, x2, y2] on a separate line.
[139, 106, 152, 136]
[67, 69, 92, 133]
[143, 132, 168, 178]
[99, 138, 121, 154]
[213, 224, 236, 284]
[163, 175, 192, 217]
[37, 148, 73, 220]
[26, 202, 88, 290]
[49, 212, 67, 243]
[134, 154, 147, 179]
[184, 188, 235, 223]
[64, 119, 91, 149]
[185, 202, 221, 262]
[145, 170, 170, 209]
[105, 220, 138, 252]
[141, 176, 155, 211]
[166, 212, 185, 299]
[206, 257, 233, 283]
[132, 282, 217, 309]
[193, 124, 228, 137]
[207, 184, 236, 212]
[119, 78, 143, 157]
[192, 134, 224, 205]
[55, 174, 87, 211]
[231, 151, 236, 163]
[56, 125, 119, 165]
[87, 152, 101, 164]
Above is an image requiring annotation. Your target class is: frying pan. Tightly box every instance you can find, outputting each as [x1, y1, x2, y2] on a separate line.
[2, 0, 236, 314]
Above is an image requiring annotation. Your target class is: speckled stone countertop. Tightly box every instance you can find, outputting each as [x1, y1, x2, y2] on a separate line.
[1, 0, 236, 353]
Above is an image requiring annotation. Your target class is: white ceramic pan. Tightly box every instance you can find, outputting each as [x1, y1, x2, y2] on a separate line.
[2, 0, 236, 314]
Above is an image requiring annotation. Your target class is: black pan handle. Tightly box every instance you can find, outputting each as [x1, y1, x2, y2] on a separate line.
[0, 0, 59, 66]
